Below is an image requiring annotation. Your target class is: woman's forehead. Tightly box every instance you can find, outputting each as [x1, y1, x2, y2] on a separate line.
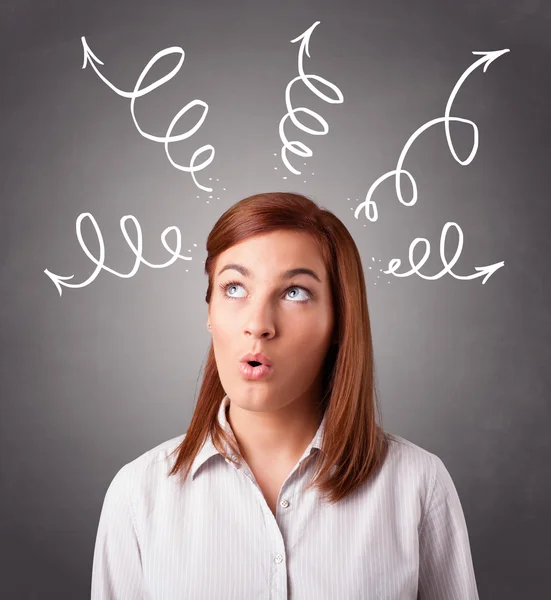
[222, 230, 321, 257]
[216, 232, 326, 278]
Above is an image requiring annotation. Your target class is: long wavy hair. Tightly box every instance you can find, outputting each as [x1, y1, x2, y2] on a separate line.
[168, 192, 389, 505]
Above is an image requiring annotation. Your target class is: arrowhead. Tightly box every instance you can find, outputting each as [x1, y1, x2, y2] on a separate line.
[44, 269, 75, 297]
[290, 21, 321, 57]
[81, 36, 104, 70]
[472, 49, 510, 73]
[474, 261, 505, 284]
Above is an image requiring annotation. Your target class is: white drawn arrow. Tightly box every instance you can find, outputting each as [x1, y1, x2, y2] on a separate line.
[279, 21, 344, 175]
[44, 212, 190, 296]
[81, 36, 215, 192]
[355, 48, 510, 222]
[383, 221, 505, 284]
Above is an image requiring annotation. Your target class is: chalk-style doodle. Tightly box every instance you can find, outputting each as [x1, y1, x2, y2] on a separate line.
[81, 36, 215, 192]
[355, 49, 509, 222]
[44, 213, 191, 296]
[354, 49, 509, 284]
[383, 222, 504, 284]
[45, 33, 507, 294]
[278, 21, 344, 175]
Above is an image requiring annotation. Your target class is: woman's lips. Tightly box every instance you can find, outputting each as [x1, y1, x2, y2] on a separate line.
[238, 362, 273, 380]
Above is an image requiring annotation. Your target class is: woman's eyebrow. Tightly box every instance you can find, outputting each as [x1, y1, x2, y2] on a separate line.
[217, 263, 321, 283]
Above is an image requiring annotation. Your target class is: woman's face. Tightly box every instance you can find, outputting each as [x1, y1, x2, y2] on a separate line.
[208, 230, 335, 413]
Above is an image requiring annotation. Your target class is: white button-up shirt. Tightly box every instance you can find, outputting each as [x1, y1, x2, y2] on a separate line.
[91, 394, 479, 599]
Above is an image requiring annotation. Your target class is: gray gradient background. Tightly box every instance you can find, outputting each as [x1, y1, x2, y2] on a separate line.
[1, 0, 550, 598]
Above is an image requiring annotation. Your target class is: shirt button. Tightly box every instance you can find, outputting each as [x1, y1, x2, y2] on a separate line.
[274, 554, 284, 564]
[280, 499, 290, 508]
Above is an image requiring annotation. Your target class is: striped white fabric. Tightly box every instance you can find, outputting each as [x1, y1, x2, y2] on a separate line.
[91, 394, 479, 599]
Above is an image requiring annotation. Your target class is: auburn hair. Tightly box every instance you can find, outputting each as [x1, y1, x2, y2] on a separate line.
[168, 192, 390, 504]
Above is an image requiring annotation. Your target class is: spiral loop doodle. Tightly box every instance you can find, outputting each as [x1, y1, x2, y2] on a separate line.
[44, 212, 191, 296]
[279, 22, 344, 175]
[355, 49, 509, 223]
[81, 37, 215, 192]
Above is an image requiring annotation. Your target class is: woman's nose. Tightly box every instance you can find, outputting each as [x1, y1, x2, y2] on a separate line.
[243, 309, 275, 339]
[244, 322, 275, 339]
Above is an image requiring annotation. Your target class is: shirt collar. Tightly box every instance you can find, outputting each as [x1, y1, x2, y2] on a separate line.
[190, 394, 327, 480]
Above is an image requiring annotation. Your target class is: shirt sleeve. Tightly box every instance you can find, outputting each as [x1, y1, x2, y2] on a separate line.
[91, 463, 147, 600]
[418, 454, 479, 600]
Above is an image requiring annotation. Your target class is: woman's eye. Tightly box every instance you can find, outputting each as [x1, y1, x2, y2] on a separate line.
[225, 283, 246, 298]
[220, 282, 311, 302]
[285, 287, 310, 301]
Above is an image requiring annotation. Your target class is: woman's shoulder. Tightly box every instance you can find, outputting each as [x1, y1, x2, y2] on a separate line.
[381, 431, 467, 517]
[131, 432, 187, 470]
[385, 431, 434, 455]
[380, 431, 446, 491]
[106, 433, 188, 496]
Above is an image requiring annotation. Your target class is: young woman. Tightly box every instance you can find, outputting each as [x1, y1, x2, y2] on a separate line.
[91, 192, 479, 599]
